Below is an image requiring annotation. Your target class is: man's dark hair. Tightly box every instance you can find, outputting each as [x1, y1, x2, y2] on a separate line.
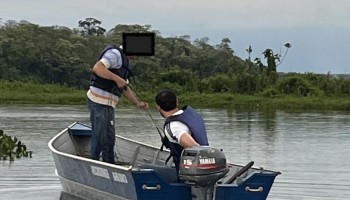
[155, 89, 177, 111]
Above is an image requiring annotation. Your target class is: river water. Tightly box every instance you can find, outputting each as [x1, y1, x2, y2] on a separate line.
[0, 105, 349, 200]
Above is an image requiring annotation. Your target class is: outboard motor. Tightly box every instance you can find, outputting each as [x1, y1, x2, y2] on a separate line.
[179, 146, 229, 200]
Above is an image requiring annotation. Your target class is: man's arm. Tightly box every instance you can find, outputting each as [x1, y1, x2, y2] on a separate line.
[123, 86, 149, 110]
[169, 122, 199, 148]
[92, 61, 127, 89]
[179, 133, 199, 148]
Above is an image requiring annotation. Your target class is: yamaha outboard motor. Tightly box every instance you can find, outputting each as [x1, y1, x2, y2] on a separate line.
[179, 146, 229, 200]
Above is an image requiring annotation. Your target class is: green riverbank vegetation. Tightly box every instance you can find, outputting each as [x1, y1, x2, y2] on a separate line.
[0, 18, 350, 110]
[1, 80, 350, 111]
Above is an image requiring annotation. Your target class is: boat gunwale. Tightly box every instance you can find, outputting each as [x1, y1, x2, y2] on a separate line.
[48, 122, 133, 171]
[48, 122, 281, 176]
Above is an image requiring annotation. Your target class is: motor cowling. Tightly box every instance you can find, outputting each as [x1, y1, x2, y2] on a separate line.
[178, 146, 229, 187]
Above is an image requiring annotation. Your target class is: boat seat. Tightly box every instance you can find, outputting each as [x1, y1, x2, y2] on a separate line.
[139, 163, 178, 183]
[68, 123, 92, 136]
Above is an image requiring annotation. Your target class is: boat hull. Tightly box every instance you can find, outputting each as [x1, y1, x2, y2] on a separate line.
[49, 122, 280, 200]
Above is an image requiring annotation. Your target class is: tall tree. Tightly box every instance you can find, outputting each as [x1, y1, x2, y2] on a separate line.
[78, 18, 106, 36]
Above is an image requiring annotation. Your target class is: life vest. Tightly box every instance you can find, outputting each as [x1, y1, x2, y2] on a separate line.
[90, 45, 133, 97]
[162, 106, 209, 171]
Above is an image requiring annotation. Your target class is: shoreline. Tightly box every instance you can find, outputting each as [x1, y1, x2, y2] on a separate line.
[1, 81, 349, 111]
[1, 92, 349, 111]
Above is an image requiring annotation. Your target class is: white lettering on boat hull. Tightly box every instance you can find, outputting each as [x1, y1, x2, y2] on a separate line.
[112, 172, 128, 183]
[91, 166, 110, 179]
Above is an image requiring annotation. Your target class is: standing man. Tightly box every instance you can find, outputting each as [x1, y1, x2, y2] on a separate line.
[87, 44, 149, 164]
[155, 89, 209, 172]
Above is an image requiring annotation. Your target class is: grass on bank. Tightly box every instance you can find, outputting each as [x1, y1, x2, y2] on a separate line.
[1, 81, 350, 111]
[181, 92, 350, 110]
[0, 81, 86, 105]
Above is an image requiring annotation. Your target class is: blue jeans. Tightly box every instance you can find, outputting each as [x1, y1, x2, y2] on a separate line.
[88, 99, 116, 164]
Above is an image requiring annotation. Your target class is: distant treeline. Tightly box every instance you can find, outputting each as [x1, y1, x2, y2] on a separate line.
[1, 18, 350, 97]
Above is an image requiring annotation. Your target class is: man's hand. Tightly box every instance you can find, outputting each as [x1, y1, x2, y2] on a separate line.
[137, 102, 149, 110]
[115, 78, 128, 91]
[92, 61, 128, 91]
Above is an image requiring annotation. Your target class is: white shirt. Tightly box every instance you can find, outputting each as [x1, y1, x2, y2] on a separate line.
[100, 49, 123, 69]
[87, 48, 125, 108]
[164, 110, 191, 144]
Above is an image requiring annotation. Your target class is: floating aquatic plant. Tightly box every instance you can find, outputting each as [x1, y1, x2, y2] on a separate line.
[0, 129, 33, 161]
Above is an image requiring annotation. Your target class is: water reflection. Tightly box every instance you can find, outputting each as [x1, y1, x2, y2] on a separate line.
[260, 108, 277, 132]
[60, 192, 84, 200]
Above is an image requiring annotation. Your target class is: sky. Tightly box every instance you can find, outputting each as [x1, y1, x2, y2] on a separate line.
[1, 0, 350, 74]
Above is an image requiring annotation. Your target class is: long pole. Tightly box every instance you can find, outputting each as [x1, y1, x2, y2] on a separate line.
[128, 85, 165, 140]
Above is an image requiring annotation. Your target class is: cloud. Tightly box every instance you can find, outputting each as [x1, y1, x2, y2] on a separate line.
[3, 0, 349, 30]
